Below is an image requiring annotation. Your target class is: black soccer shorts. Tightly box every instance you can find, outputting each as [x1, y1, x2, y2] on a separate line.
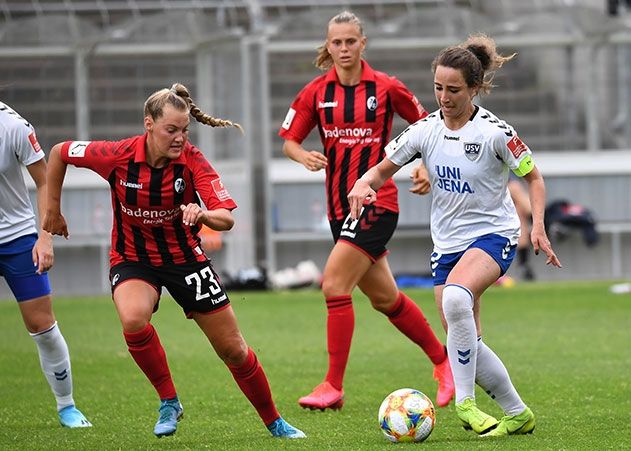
[110, 260, 230, 317]
[329, 205, 398, 262]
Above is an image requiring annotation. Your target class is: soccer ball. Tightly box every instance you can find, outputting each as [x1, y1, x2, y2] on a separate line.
[378, 388, 436, 443]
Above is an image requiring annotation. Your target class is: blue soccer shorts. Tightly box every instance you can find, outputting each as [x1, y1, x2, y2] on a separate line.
[0, 234, 52, 301]
[430, 233, 516, 286]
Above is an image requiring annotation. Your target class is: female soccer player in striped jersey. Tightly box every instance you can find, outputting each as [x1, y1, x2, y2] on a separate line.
[0, 101, 91, 429]
[279, 11, 454, 411]
[349, 34, 562, 438]
[43, 84, 305, 439]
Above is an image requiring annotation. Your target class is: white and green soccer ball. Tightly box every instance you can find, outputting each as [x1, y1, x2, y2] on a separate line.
[378, 388, 436, 443]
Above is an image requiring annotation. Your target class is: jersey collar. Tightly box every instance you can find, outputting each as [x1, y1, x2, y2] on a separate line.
[325, 59, 376, 84]
[439, 104, 480, 122]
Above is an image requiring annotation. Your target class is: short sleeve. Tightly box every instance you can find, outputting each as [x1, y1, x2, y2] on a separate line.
[60, 140, 118, 179]
[385, 121, 424, 167]
[14, 124, 44, 167]
[188, 149, 237, 211]
[388, 77, 428, 124]
[495, 131, 535, 177]
[278, 83, 318, 143]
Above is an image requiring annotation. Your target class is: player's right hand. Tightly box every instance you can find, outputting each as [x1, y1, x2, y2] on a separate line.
[302, 150, 328, 172]
[409, 163, 431, 195]
[42, 212, 69, 239]
[348, 179, 376, 220]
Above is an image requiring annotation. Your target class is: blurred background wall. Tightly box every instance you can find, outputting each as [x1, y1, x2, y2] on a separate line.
[1, 0, 630, 296]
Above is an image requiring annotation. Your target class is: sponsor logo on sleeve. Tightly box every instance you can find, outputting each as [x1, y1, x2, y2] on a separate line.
[68, 141, 91, 158]
[211, 178, 231, 201]
[28, 132, 42, 153]
[281, 107, 296, 130]
[506, 135, 528, 159]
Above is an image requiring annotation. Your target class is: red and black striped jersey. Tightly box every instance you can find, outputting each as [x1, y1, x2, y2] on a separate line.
[279, 60, 428, 220]
[60, 134, 236, 267]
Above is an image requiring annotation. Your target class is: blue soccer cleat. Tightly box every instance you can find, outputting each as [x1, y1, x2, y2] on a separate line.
[153, 397, 184, 438]
[58, 405, 92, 428]
[267, 417, 306, 439]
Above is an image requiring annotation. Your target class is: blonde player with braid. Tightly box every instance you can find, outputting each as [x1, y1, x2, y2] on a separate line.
[43, 83, 305, 439]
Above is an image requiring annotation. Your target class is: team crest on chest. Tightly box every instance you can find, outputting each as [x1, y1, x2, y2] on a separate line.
[174, 178, 186, 193]
[464, 142, 481, 161]
[366, 96, 378, 111]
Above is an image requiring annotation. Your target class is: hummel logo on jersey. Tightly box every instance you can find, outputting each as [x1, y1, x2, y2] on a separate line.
[444, 135, 460, 141]
[464, 142, 481, 161]
[318, 101, 338, 109]
[120, 179, 143, 189]
[501, 242, 511, 260]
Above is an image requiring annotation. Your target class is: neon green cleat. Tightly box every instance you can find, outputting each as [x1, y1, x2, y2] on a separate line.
[481, 407, 535, 438]
[456, 398, 499, 434]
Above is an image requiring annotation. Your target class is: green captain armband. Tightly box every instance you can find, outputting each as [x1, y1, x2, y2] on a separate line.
[512, 154, 534, 177]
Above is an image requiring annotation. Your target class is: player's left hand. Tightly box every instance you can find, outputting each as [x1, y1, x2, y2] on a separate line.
[531, 227, 562, 268]
[180, 203, 204, 226]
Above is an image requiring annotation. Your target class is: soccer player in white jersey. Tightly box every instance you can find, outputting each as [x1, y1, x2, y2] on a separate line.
[0, 101, 91, 428]
[348, 34, 561, 438]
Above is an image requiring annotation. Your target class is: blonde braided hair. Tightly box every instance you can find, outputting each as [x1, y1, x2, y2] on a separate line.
[144, 83, 243, 133]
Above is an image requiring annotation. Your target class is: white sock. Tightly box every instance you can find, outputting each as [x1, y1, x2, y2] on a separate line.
[30, 322, 75, 411]
[442, 284, 477, 404]
[475, 338, 526, 416]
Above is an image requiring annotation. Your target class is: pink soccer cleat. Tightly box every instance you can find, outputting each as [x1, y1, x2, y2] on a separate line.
[298, 381, 344, 411]
[433, 357, 455, 407]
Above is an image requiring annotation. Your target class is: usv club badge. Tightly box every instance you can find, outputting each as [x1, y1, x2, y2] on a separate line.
[464, 142, 481, 161]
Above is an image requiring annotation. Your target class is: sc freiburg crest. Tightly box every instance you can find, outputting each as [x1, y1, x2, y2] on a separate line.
[174, 178, 186, 193]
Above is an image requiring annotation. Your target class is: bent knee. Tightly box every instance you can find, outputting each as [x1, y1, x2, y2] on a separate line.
[442, 284, 474, 323]
[216, 337, 249, 366]
[120, 317, 150, 333]
[369, 292, 398, 313]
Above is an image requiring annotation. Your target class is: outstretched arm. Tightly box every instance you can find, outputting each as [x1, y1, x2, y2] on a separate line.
[523, 167, 562, 268]
[347, 158, 402, 220]
[42, 143, 70, 238]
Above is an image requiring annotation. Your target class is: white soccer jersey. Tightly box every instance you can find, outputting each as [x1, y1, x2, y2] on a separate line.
[0, 102, 44, 244]
[386, 105, 534, 254]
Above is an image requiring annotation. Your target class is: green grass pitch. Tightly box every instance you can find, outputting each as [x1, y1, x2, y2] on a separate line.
[1, 281, 629, 450]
